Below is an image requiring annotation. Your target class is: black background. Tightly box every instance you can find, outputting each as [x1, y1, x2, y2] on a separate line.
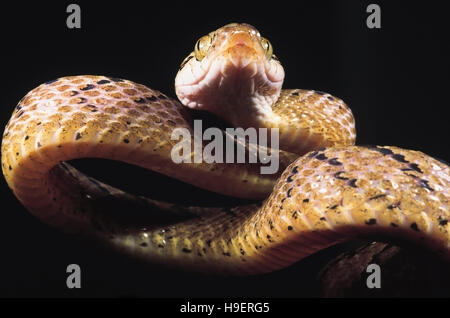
[0, 0, 449, 297]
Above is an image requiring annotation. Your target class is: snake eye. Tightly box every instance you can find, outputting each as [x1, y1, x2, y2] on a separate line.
[194, 35, 212, 61]
[260, 37, 273, 59]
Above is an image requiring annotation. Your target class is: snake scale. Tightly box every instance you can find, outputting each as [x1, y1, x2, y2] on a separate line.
[2, 23, 449, 275]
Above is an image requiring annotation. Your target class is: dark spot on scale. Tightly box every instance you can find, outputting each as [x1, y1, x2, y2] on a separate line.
[408, 163, 422, 173]
[387, 202, 400, 210]
[410, 222, 420, 232]
[182, 247, 192, 253]
[365, 218, 377, 225]
[16, 105, 22, 111]
[390, 222, 398, 227]
[123, 139, 130, 144]
[328, 158, 342, 166]
[291, 211, 298, 219]
[400, 167, 422, 176]
[206, 240, 212, 247]
[8, 165, 12, 171]
[291, 92, 299, 96]
[327, 96, 334, 101]
[372, 146, 394, 156]
[286, 175, 294, 182]
[320, 217, 326, 221]
[419, 179, 434, 191]
[315, 90, 326, 95]
[109, 77, 124, 82]
[77, 97, 87, 104]
[287, 225, 293, 231]
[347, 179, 358, 188]
[70, 90, 79, 96]
[370, 194, 387, 200]
[392, 153, 409, 163]
[17, 111, 24, 118]
[88, 104, 98, 112]
[45, 78, 58, 85]
[291, 166, 299, 174]
[158, 94, 168, 100]
[135, 98, 146, 104]
[37, 141, 42, 148]
[329, 204, 338, 209]
[75, 132, 82, 140]
[37, 122, 41, 125]
[303, 198, 309, 203]
[80, 84, 95, 91]
[97, 79, 110, 85]
[308, 151, 319, 158]
[240, 249, 245, 255]
[287, 188, 293, 197]
[315, 153, 328, 161]
[334, 171, 349, 180]
[146, 96, 157, 102]
[223, 252, 231, 257]
[438, 218, 448, 226]
[140, 242, 148, 247]
[24, 135, 29, 141]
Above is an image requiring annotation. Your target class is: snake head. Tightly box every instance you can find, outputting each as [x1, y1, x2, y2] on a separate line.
[175, 23, 284, 127]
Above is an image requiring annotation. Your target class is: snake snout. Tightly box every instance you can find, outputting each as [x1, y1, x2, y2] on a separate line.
[225, 31, 264, 62]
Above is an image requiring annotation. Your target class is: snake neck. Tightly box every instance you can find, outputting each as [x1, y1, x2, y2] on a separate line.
[208, 89, 281, 130]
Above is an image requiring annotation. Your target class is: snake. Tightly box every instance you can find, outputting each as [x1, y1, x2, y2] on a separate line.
[2, 23, 450, 276]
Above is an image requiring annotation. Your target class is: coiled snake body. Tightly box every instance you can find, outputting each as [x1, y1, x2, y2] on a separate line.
[2, 23, 449, 275]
